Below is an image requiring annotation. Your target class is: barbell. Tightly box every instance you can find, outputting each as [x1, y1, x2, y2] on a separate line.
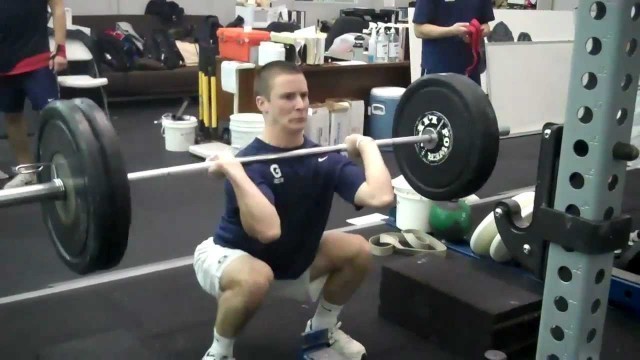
[0, 73, 506, 275]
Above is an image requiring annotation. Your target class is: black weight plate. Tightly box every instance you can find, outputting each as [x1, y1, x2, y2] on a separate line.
[37, 100, 112, 274]
[392, 73, 499, 200]
[72, 98, 131, 271]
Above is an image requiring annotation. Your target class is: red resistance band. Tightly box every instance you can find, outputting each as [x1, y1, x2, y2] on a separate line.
[465, 19, 483, 77]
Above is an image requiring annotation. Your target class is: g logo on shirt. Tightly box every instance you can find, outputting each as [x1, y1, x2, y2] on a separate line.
[270, 164, 284, 184]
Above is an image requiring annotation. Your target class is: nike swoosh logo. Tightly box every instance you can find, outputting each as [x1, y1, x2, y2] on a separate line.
[318, 156, 328, 162]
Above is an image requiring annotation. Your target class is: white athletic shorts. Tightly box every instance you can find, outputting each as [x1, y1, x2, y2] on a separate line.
[193, 238, 328, 303]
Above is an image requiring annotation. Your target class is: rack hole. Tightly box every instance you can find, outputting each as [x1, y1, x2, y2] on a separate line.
[595, 269, 605, 284]
[574, 140, 589, 157]
[617, 108, 628, 125]
[554, 296, 569, 312]
[570, 173, 585, 189]
[566, 204, 581, 216]
[608, 175, 618, 191]
[591, 1, 607, 19]
[604, 207, 614, 220]
[633, 3, 640, 21]
[591, 299, 601, 314]
[586, 37, 602, 55]
[622, 74, 633, 91]
[558, 266, 573, 282]
[548, 355, 559, 360]
[578, 106, 593, 124]
[627, 39, 638, 56]
[551, 326, 565, 341]
[582, 72, 598, 90]
[587, 328, 597, 343]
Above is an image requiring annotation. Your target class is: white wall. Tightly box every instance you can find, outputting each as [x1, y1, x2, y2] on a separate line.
[550, 0, 579, 10]
[63, 0, 399, 27]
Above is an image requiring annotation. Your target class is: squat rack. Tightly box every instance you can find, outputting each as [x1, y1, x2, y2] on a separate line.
[534, 1, 639, 359]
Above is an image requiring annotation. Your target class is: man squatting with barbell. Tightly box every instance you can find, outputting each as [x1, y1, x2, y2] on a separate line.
[0, 0, 68, 189]
[194, 61, 395, 360]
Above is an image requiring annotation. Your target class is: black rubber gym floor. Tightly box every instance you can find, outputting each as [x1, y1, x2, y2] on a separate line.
[1, 101, 639, 359]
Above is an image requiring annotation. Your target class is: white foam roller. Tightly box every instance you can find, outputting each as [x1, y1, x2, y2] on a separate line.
[489, 233, 512, 262]
[470, 191, 535, 257]
[470, 212, 498, 256]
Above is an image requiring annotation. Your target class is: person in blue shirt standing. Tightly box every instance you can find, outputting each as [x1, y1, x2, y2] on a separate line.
[412, 0, 495, 86]
[193, 60, 395, 360]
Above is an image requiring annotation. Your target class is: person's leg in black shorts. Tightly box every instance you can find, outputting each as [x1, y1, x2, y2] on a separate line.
[1, 67, 59, 189]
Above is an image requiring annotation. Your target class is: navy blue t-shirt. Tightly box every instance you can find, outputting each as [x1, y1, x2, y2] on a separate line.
[214, 136, 367, 279]
[413, 0, 494, 81]
[0, 0, 50, 73]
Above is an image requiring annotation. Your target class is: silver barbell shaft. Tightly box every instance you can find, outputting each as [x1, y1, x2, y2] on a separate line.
[0, 134, 435, 208]
[126, 134, 435, 181]
[0, 123, 514, 208]
[0, 179, 65, 208]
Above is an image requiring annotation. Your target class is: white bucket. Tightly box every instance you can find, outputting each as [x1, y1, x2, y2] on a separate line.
[392, 175, 433, 232]
[161, 115, 198, 152]
[230, 113, 265, 152]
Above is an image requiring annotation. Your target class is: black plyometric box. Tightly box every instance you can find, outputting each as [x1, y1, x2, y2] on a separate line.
[378, 251, 543, 359]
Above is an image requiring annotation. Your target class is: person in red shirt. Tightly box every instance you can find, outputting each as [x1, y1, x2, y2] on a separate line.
[0, 0, 68, 189]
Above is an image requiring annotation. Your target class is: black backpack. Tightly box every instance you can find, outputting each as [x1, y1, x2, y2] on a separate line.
[195, 15, 222, 49]
[143, 29, 184, 70]
[145, 0, 185, 24]
[96, 32, 132, 72]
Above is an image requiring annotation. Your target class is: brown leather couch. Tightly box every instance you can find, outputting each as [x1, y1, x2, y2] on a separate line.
[72, 15, 208, 100]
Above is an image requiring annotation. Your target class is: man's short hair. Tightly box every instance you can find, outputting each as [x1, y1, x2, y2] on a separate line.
[254, 61, 303, 99]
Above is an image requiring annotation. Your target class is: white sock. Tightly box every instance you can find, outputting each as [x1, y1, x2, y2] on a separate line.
[209, 328, 235, 357]
[311, 297, 343, 330]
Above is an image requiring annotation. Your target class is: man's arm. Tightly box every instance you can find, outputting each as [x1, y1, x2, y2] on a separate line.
[226, 169, 281, 243]
[481, 23, 491, 37]
[48, 0, 67, 72]
[48, 0, 66, 48]
[413, 22, 469, 40]
[345, 136, 394, 208]
[479, 0, 495, 38]
[209, 154, 281, 243]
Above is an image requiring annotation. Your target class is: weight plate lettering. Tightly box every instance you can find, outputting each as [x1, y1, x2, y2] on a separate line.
[72, 98, 131, 271]
[392, 73, 500, 200]
[36, 101, 111, 274]
[414, 111, 453, 165]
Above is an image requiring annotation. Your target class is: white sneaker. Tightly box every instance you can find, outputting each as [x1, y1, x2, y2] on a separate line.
[202, 351, 234, 360]
[3, 173, 37, 189]
[305, 320, 367, 360]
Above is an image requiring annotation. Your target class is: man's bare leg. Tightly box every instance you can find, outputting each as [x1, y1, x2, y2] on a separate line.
[4, 112, 34, 165]
[206, 255, 273, 358]
[309, 231, 372, 329]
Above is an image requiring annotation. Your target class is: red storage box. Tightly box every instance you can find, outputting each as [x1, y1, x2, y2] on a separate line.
[217, 28, 271, 63]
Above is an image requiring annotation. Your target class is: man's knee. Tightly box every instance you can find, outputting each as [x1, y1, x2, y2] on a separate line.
[222, 258, 274, 303]
[333, 233, 372, 271]
[350, 235, 373, 271]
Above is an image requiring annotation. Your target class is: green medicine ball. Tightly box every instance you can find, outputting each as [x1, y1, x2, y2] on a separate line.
[429, 200, 472, 242]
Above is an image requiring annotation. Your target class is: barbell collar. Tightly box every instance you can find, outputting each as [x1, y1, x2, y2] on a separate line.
[127, 134, 435, 182]
[0, 179, 65, 208]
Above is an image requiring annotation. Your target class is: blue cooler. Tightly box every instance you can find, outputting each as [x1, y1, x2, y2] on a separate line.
[368, 87, 406, 150]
